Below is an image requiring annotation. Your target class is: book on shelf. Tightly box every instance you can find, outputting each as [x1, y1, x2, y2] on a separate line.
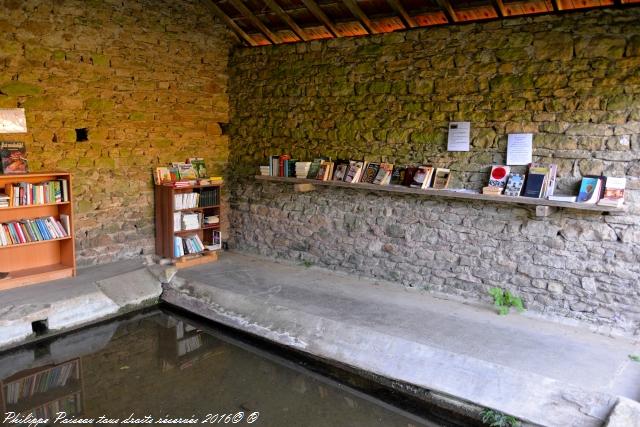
[173, 234, 205, 258]
[344, 161, 365, 183]
[181, 213, 201, 231]
[332, 162, 349, 181]
[389, 166, 406, 186]
[597, 177, 625, 208]
[278, 155, 290, 177]
[306, 158, 323, 179]
[548, 195, 577, 202]
[198, 189, 219, 207]
[504, 173, 525, 197]
[373, 163, 394, 185]
[0, 141, 28, 174]
[488, 165, 510, 188]
[522, 172, 546, 198]
[174, 192, 199, 210]
[0, 216, 68, 246]
[187, 158, 207, 179]
[410, 165, 434, 189]
[5, 360, 78, 404]
[316, 161, 334, 181]
[432, 168, 451, 189]
[403, 166, 418, 187]
[360, 162, 380, 184]
[2, 180, 69, 207]
[576, 176, 604, 204]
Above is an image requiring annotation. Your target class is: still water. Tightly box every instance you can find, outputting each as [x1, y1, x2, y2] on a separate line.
[0, 310, 467, 427]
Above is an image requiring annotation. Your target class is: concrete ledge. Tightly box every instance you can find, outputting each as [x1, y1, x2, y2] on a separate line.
[163, 278, 616, 427]
[0, 260, 163, 349]
[605, 397, 640, 427]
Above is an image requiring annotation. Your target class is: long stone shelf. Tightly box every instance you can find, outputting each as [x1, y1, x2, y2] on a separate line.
[255, 175, 626, 216]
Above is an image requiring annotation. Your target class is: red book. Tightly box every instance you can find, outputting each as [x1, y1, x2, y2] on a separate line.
[279, 155, 290, 177]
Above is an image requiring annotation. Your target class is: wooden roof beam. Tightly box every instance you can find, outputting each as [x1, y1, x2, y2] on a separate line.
[300, 0, 341, 37]
[385, 0, 418, 27]
[263, 0, 311, 41]
[227, 0, 282, 44]
[206, 0, 259, 46]
[342, 0, 379, 34]
[435, 0, 458, 22]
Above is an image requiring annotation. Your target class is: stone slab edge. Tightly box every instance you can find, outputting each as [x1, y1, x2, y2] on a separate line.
[162, 279, 619, 427]
[0, 267, 163, 350]
[604, 397, 640, 427]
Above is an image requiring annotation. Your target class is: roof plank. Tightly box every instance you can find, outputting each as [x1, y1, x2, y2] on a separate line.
[300, 0, 341, 37]
[342, 0, 378, 34]
[435, 0, 458, 22]
[206, 0, 260, 46]
[227, 0, 282, 44]
[385, 0, 417, 27]
[263, 0, 310, 41]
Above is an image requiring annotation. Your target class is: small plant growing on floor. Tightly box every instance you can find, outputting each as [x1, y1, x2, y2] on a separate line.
[488, 287, 525, 315]
[481, 409, 521, 427]
[629, 354, 640, 362]
[301, 260, 313, 268]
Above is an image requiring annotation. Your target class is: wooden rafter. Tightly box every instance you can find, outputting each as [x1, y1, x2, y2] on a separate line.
[300, 0, 341, 37]
[342, 0, 379, 34]
[490, 0, 507, 17]
[205, 0, 259, 46]
[385, 0, 417, 27]
[227, 0, 281, 44]
[435, 0, 458, 22]
[263, 0, 310, 41]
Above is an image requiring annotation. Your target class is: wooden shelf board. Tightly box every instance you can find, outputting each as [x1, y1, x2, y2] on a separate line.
[255, 176, 625, 214]
[0, 171, 70, 180]
[159, 183, 223, 190]
[174, 251, 219, 269]
[174, 205, 220, 212]
[0, 202, 70, 211]
[174, 225, 220, 235]
[0, 264, 74, 290]
[0, 236, 72, 250]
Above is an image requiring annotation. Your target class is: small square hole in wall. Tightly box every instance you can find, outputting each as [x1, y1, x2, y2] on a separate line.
[32, 319, 49, 336]
[75, 128, 89, 142]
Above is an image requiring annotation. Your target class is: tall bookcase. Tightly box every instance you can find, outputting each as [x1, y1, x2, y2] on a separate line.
[0, 172, 76, 290]
[0, 358, 84, 418]
[155, 182, 222, 268]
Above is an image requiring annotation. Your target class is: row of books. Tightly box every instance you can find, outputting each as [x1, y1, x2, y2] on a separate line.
[0, 179, 69, 208]
[483, 164, 625, 206]
[199, 189, 219, 207]
[174, 192, 200, 210]
[25, 394, 81, 419]
[5, 361, 77, 404]
[173, 234, 205, 258]
[174, 212, 202, 232]
[263, 156, 452, 189]
[154, 158, 207, 185]
[0, 215, 70, 246]
[177, 335, 203, 356]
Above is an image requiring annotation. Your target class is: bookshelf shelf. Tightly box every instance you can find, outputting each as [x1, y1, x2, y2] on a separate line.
[155, 182, 222, 267]
[255, 176, 626, 216]
[0, 172, 75, 290]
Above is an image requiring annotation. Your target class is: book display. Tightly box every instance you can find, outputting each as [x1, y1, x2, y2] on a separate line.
[0, 172, 75, 290]
[155, 171, 222, 268]
[0, 358, 83, 419]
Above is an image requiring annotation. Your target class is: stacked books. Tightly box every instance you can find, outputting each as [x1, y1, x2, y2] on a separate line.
[173, 234, 205, 257]
[0, 216, 68, 246]
[198, 189, 219, 207]
[0, 193, 8, 208]
[181, 213, 201, 231]
[295, 162, 311, 178]
[259, 166, 270, 176]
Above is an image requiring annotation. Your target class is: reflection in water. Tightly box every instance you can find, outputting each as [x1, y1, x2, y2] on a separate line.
[0, 310, 449, 427]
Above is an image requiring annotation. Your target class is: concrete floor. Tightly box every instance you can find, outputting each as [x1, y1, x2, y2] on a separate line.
[165, 251, 640, 427]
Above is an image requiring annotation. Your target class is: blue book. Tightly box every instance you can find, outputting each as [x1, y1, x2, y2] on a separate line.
[36, 219, 51, 240]
[577, 177, 602, 203]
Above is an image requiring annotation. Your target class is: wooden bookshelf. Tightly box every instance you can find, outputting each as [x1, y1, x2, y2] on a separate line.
[158, 320, 217, 370]
[155, 182, 222, 268]
[0, 172, 75, 290]
[0, 358, 83, 418]
[255, 175, 626, 216]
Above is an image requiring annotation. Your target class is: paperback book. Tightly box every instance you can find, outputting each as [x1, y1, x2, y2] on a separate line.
[432, 168, 451, 189]
[504, 174, 525, 197]
[0, 141, 27, 174]
[360, 162, 380, 184]
[410, 166, 434, 189]
[597, 177, 625, 208]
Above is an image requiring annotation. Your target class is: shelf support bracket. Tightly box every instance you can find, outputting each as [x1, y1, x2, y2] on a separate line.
[294, 183, 316, 192]
[535, 206, 557, 217]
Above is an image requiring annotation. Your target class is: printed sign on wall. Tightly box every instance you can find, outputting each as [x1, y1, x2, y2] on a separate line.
[0, 109, 27, 133]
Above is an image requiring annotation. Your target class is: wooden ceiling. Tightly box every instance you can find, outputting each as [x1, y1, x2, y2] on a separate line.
[206, 0, 640, 46]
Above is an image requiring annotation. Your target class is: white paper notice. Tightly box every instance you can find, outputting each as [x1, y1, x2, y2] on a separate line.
[447, 122, 470, 152]
[0, 108, 27, 133]
[507, 133, 533, 165]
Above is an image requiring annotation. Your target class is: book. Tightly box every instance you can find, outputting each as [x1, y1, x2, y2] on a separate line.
[577, 176, 603, 204]
[373, 163, 394, 185]
[389, 166, 406, 186]
[154, 167, 172, 185]
[0, 141, 28, 174]
[410, 166, 434, 189]
[316, 161, 334, 181]
[483, 186, 505, 195]
[333, 163, 349, 181]
[548, 195, 577, 202]
[344, 161, 365, 183]
[306, 158, 323, 179]
[488, 165, 510, 189]
[360, 162, 380, 184]
[597, 177, 625, 208]
[279, 155, 290, 177]
[403, 166, 418, 187]
[504, 174, 525, 197]
[176, 163, 197, 180]
[187, 158, 207, 179]
[270, 155, 280, 176]
[522, 173, 546, 198]
[432, 168, 451, 189]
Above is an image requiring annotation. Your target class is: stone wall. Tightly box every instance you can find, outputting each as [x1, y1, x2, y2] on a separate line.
[0, 0, 233, 265]
[228, 9, 640, 333]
